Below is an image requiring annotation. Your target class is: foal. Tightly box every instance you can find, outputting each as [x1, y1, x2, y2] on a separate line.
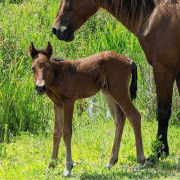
[29, 42, 145, 177]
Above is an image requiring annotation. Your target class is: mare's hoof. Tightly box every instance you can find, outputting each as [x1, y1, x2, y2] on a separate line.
[134, 163, 145, 172]
[144, 155, 158, 168]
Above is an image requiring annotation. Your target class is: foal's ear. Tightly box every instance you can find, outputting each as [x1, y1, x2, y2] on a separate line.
[45, 42, 53, 58]
[29, 42, 38, 59]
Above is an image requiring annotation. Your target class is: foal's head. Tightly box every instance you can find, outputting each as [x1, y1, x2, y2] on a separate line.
[29, 42, 53, 95]
[52, 0, 98, 41]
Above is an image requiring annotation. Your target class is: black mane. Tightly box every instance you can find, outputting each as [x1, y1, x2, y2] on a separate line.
[120, 0, 155, 18]
[94, 0, 155, 20]
[94, 0, 178, 20]
[52, 57, 65, 62]
[92, 0, 178, 33]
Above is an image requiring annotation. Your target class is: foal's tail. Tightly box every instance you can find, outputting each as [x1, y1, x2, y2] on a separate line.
[129, 62, 138, 101]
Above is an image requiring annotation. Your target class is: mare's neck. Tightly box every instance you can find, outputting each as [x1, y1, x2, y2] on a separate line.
[98, 0, 155, 35]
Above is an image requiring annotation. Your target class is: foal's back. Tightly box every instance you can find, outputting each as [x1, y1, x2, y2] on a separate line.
[63, 51, 133, 99]
[70, 51, 133, 79]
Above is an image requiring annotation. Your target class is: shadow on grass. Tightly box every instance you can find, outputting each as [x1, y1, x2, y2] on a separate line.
[79, 160, 180, 180]
[80, 171, 154, 180]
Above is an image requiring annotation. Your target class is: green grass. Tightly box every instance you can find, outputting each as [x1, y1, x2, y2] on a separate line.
[1, 120, 180, 179]
[1, 0, 180, 179]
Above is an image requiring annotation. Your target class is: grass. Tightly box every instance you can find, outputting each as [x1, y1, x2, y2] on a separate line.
[1, 0, 180, 179]
[1, 120, 180, 179]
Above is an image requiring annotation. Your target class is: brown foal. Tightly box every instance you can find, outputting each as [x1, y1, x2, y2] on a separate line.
[29, 42, 145, 177]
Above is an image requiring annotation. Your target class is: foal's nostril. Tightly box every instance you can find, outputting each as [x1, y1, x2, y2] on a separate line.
[36, 85, 46, 93]
[52, 28, 57, 35]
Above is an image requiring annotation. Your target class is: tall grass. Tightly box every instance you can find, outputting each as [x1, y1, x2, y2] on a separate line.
[0, 0, 180, 142]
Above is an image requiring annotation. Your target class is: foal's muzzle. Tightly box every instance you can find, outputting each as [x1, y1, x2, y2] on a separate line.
[36, 85, 46, 95]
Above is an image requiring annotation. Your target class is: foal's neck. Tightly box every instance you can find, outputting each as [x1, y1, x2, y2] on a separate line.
[49, 59, 65, 75]
[45, 59, 65, 85]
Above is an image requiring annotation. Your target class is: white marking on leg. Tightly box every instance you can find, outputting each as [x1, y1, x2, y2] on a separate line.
[63, 155, 73, 177]
[106, 162, 113, 169]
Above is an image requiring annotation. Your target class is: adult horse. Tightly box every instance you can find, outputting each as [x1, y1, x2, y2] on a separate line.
[52, 0, 180, 164]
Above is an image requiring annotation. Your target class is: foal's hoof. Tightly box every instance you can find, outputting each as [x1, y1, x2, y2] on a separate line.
[63, 169, 71, 177]
[106, 157, 118, 169]
[48, 158, 60, 168]
[45, 168, 50, 174]
[63, 163, 73, 177]
[105, 162, 113, 169]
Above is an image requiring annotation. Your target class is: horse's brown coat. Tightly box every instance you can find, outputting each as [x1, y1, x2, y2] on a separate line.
[29, 42, 145, 177]
[52, 0, 180, 160]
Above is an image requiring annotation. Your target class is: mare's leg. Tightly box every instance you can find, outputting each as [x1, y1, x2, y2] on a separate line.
[48, 103, 63, 168]
[62, 99, 74, 177]
[176, 75, 180, 95]
[110, 90, 145, 164]
[175, 76, 180, 117]
[101, 90, 126, 168]
[153, 65, 175, 158]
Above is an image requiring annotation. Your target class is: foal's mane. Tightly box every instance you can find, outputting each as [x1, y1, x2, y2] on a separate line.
[37, 49, 65, 62]
[52, 57, 65, 62]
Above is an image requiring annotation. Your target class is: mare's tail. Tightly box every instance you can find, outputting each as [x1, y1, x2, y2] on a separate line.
[129, 62, 138, 101]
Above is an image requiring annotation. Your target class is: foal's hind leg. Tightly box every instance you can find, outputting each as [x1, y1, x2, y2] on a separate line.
[111, 91, 145, 165]
[101, 90, 126, 168]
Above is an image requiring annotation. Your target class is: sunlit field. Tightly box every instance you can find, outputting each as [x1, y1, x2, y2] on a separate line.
[1, 0, 180, 179]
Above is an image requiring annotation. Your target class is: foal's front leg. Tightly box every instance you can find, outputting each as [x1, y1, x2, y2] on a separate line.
[48, 103, 64, 168]
[62, 99, 75, 177]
